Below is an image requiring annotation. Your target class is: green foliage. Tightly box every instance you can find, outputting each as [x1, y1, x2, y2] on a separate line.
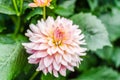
[41, 73, 66, 80]
[26, 8, 42, 21]
[0, 26, 6, 33]
[0, 35, 15, 44]
[87, 0, 98, 11]
[76, 66, 120, 80]
[96, 47, 113, 61]
[0, 35, 27, 80]
[96, 47, 120, 68]
[54, 0, 76, 17]
[115, 0, 120, 8]
[112, 47, 120, 67]
[0, 0, 16, 15]
[71, 13, 111, 51]
[78, 54, 98, 71]
[100, 8, 120, 41]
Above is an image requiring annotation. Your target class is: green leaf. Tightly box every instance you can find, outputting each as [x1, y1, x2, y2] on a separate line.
[54, 0, 76, 17]
[0, 35, 27, 80]
[0, 34, 15, 44]
[48, 0, 56, 9]
[96, 47, 120, 67]
[0, 26, 6, 32]
[78, 54, 98, 71]
[23, 0, 32, 14]
[71, 13, 111, 51]
[112, 47, 120, 67]
[96, 46, 113, 61]
[41, 73, 66, 80]
[115, 0, 120, 7]
[26, 8, 42, 21]
[0, 0, 16, 15]
[100, 8, 120, 41]
[87, 0, 98, 11]
[76, 66, 120, 80]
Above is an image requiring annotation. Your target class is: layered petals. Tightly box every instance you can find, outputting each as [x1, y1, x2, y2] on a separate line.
[22, 16, 87, 77]
[29, 0, 52, 7]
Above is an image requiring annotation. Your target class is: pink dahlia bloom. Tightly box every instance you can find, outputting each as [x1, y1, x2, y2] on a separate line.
[22, 16, 87, 77]
[29, 0, 52, 7]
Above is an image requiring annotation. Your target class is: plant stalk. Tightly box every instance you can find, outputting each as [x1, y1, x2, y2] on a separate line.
[29, 71, 39, 80]
[20, 0, 23, 14]
[43, 6, 46, 20]
[12, 0, 20, 16]
[14, 16, 20, 36]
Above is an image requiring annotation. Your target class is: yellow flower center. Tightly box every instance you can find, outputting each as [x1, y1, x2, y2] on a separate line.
[34, 0, 51, 7]
[53, 27, 64, 46]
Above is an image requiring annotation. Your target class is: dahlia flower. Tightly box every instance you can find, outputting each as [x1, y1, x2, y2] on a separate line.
[29, 0, 52, 7]
[22, 16, 87, 77]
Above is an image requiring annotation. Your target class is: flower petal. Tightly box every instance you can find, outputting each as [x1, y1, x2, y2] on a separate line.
[59, 66, 66, 76]
[48, 65, 53, 74]
[53, 70, 58, 77]
[53, 60, 61, 71]
[29, 3, 38, 7]
[30, 24, 40, 33]
[37, 59, 46, 70]
[42, 68, 48, 75]
[44, 56, 53, 67]
[55, 54, 62, 64]
[63, 53, 72, 63]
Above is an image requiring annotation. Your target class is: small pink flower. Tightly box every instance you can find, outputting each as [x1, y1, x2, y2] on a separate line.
[22, 16, 87, 77]
[29, 0, 52, 7]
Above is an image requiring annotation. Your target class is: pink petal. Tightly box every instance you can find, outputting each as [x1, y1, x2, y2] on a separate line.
[48, 65, 53, 74]
[28, 58, 40, 64]
[51, 46, 57, 53]
[42, 68, 48, 75]
[79, 34, 85, 40]
[25, 30, 33, 37]
[30, 24, 40, 33]
[37, 59, 46, 70]
[55, 54, 62, 64]
[35, 51, 48, 58]
[44, 56, 53, 67]
[53, 70, 58, 77]
[47, 48, 52, 55]
[66, 65, 74, 71]
[46, 17, 55, 28]
[53, 60, 61, 71]
[37, 20, 48, 36]
[59, 66, 66, 76]
[32, 44, 49, 50]
[61, 59, 68, 66]
[69, 61, 77, 66]
[48, 39, 54, 46]
[30, 38, 47, 43]
[26, 49, 36, 54]
[71, 55, 80, 62]
[22, 43, 35, 49]
[29, 3, 38, 7]
[57, 47, 64, 55]
[28, 51, 48, 59]
[63, 53, 71, 63]
[38, 44, 49, 50]
[65, 46, 74, 54]
[59, 44, 67, 50]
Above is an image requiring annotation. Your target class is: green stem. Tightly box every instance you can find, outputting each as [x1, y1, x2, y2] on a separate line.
[12, 0, 20, 16]
[29, 71, 39, 80]
[43, 6, 46, 20]
[20, 0, 23, 13]
[14, 16, 20, 36]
